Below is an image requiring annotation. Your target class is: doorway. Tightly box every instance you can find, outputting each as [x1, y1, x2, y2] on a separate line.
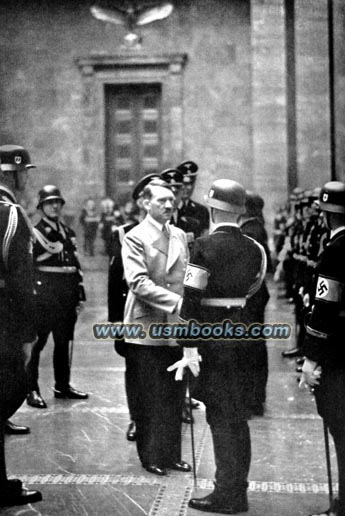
[105, 83, 162, 204]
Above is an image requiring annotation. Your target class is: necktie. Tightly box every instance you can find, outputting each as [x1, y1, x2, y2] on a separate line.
[162, 225, 170, 239]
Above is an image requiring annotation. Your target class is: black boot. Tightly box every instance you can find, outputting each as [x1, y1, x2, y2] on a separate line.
[210, 421, 251, 504]
[0, 479, 42, 507]
[188, 490, 248, 514]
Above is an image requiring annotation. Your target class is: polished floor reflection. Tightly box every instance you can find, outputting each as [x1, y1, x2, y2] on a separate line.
[3, 259, 337, 516]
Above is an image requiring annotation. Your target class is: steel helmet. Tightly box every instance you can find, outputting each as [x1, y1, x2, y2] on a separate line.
[318, 181, 345, 214]
[205, 179, 246, 214]
[37, 185, 65, 209]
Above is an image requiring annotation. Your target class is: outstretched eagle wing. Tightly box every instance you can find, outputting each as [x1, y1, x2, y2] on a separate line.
[136, 2, 174, 26]
[90, 5, 128, 26]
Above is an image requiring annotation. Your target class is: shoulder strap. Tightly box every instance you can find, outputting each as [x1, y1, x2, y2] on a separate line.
[33, 227, 64, 254]
[1, 203, 18, 269]
[244, 235, 267, 298]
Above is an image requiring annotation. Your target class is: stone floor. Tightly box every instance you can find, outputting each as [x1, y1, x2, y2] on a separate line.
[2, 256, 338, 516]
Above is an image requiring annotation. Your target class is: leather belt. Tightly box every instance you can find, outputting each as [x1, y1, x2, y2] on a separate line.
[201, 297, 247, 308]
[36, 266, 77, 274]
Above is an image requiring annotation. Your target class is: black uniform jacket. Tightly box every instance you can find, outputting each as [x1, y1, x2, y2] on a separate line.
[179, 225, 266, 346]
[240, 216, 272, 273]
[107, 222, 138, 323]
[33, 218, 85, 331]
[302, 228, 345, 368]
[178, 199, 209, 236]
[0, 186, 36, 346]
[178, 224, 266, 418]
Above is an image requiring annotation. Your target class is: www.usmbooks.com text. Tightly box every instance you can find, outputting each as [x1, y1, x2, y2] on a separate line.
[93, 320, 291, 341]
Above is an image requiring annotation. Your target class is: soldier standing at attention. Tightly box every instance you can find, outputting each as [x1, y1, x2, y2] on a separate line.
[169, 179, 266, 514]
[240, 191, 271, 416]
[300, 182, 345, 516]
[176, 160, 210, 237]
[0, 144, 42, 506]
[26, 185, 88, 408]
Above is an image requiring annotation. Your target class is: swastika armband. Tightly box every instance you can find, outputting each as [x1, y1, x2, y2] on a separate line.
[315, 275, 344, 303]
[184, 263, 210, 291]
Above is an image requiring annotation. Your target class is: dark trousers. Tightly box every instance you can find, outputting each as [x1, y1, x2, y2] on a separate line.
[315, 368, 345, 515]
[125, 355, 140, 422]
[251, 341, 268, 405]
[0, 350, 27, 484]
[199, 345, 254, 499]
[126, 344, 185, 467]
[328, 422, 345, 515]
[206, 414, 251, 499]
[27, 313, 77, 392]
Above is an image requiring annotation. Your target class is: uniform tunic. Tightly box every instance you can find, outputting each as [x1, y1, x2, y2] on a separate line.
[177, 198, 209, 237]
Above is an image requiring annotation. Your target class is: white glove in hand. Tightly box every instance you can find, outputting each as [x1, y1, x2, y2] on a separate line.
[299, 358, 322, 390]
[167, 347, 201, 381]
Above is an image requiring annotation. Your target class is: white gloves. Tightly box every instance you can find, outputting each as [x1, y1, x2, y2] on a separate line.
[167, 347, 202, 381]
[299, 358, 322, 390]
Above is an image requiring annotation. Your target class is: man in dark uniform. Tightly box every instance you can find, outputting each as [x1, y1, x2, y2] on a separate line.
[0, 144, 42, 506]
[176, 160, 210, 237]
[169, 179, 266, 514]
[162, 167, 202, 247]
[240, 191, 271, 416]
[26, 185, 88, 408]
[108, 173, 162, 441]
[300, 181, 345, 516]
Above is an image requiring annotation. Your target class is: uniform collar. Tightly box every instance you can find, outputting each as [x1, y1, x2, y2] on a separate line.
[211, 222, 239, 233]
[179, 199, 191, 208]
[0, 184, 17, 203]
[210, 222, 240, 234]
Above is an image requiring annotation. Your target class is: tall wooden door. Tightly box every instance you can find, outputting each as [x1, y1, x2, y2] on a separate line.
[105, 83, 162, 203]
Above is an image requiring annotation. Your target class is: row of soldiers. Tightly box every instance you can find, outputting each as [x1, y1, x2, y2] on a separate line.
[79, 197, 125, 257]
[273, 186, 330, 358]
